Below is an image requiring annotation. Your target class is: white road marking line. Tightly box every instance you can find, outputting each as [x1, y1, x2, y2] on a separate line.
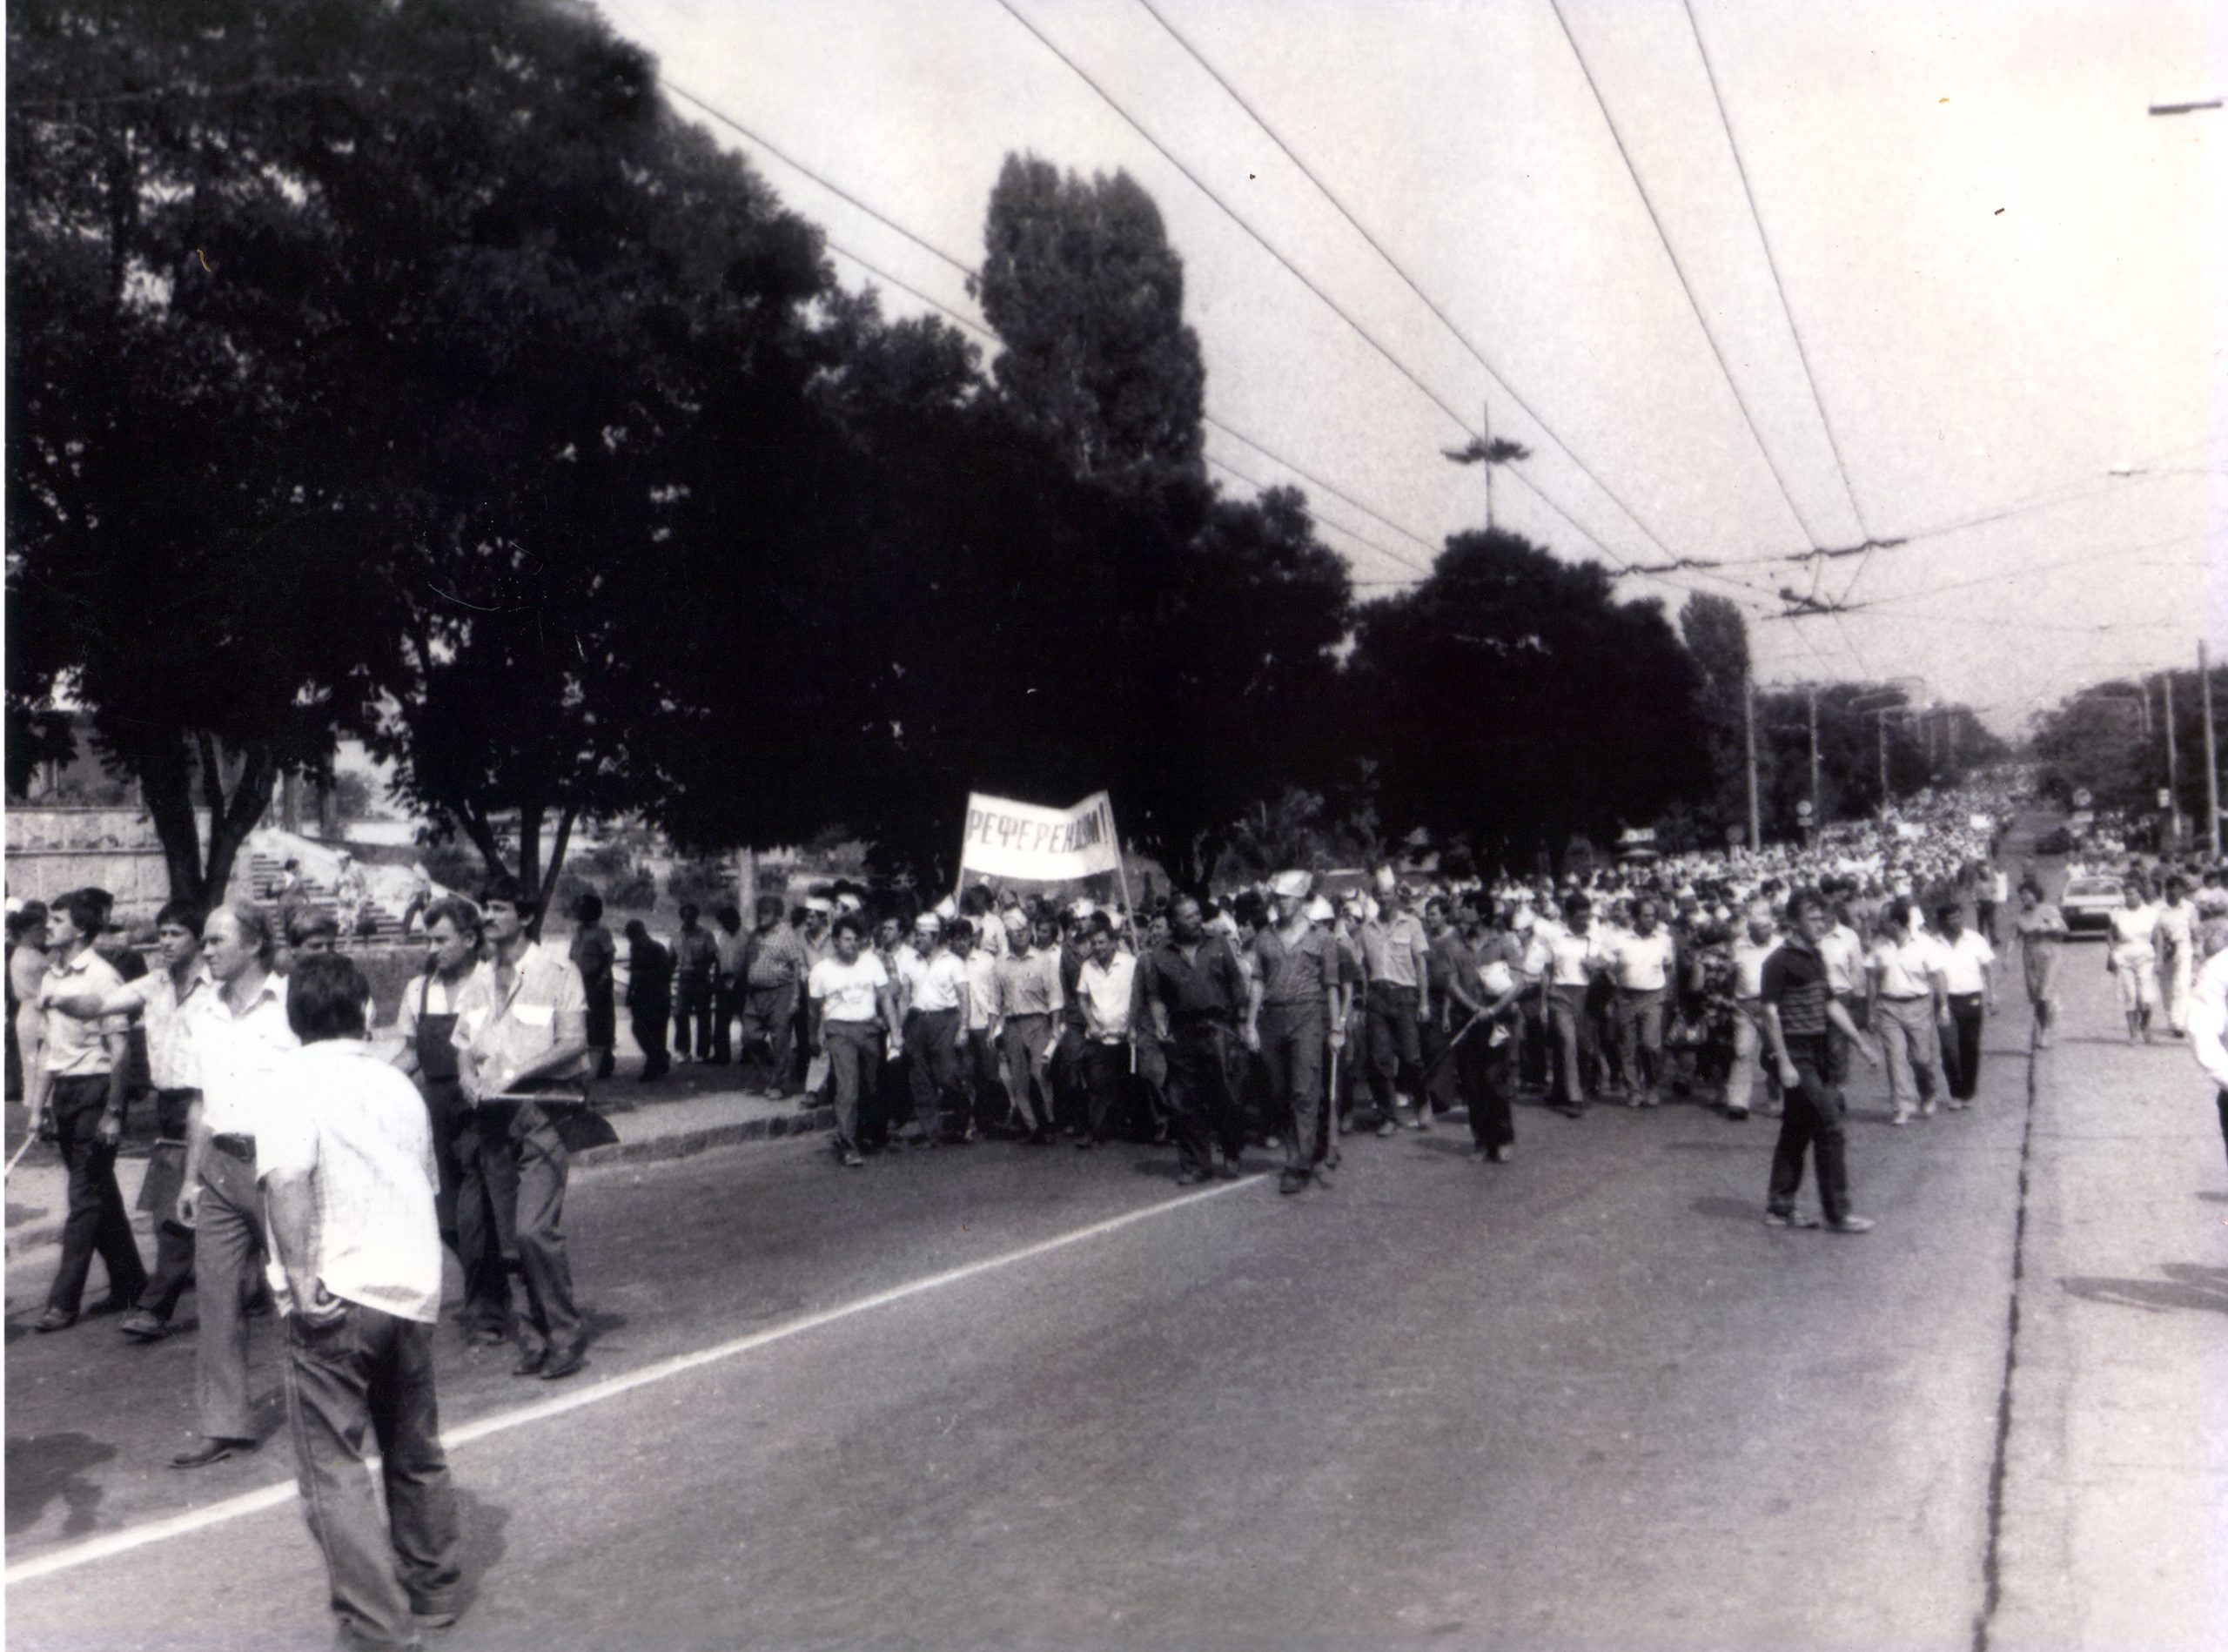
[5, 1172, 1264, 1586]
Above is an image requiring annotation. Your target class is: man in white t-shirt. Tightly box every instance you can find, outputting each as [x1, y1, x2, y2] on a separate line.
[1608, 898, 1676, 1108]
[808, 914, 901, 1167]
[1934, 903, 1996, 1106]
[258, 951, 460, 1648]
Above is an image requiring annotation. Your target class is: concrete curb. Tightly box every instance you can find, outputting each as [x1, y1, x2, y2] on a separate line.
[3, 1104, 837, 1264]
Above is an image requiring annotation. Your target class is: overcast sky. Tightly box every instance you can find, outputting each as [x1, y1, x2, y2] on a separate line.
[601, 0, 2224, 733]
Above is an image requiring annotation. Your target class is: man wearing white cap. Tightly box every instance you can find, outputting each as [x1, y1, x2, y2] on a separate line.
[1252, 872, 1344, 1193]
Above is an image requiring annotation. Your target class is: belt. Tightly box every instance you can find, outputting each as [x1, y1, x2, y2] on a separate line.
[1880, 994, 1927, 1003]
[210, 1132, 256, 1159]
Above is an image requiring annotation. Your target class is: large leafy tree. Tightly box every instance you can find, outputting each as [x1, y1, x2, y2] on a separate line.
[976, 153, 1206, 494]
[1347, 529, 1708, 870]
[1678, 593, 1764, 836]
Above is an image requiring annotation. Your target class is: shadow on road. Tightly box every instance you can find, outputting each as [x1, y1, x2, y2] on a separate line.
[1690, 1196, 1760, 1223]
[453, 1488, 513, 1620]
[2059, 1264, 2228, 1315]
[2197, 1192, 2228, 1205]
[5, 1431, 117, 1537]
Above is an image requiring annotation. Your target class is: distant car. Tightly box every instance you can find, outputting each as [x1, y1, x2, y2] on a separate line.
[2034, 826, 2075, 856]
[2060, 876, 2124, 937]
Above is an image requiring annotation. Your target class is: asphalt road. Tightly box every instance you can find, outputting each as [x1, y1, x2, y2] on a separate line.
[6, 821, 2211, 1652]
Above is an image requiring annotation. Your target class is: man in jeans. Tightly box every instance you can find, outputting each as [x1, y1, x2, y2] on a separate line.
[260, 952, 461, 1650]
[1762, 888, 1881, 1234]
[25, 890, 145, 1333]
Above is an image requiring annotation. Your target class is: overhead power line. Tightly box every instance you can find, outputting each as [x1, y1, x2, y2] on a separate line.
[1547, 0, 1827, 550]
[1127, 0, 1704, 576]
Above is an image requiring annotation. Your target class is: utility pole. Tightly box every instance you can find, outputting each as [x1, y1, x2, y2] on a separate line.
[1481, 400, 1493, 530]
[1946, 708, 1958, 771]
[1743, 670, 1761, 853]
[2204, 639, 2221, 859]
[1877, 708, 1891, 809]
[2163, 671, 2181, 848]
[1807, 684, 1822, 826]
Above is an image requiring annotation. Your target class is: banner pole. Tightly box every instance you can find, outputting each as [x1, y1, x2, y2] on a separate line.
[1110, 801, 1142, 1074]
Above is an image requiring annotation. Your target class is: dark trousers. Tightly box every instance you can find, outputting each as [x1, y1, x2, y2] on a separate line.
[737, 984, 798, 1090]
[136, 1088, 198, 1321]
[674, 977, 714, 1059]
[587, 989, 617, 1079]
[45, 1075, 147, 1315]
[1943, 993, 1985, 1101]
[632, 997, 671, 1078]
[904, 1008, 965, 1139]
[456, 1105, 580, 1360]
[196, 1145, 265, 1440]
[285, 1303, 460, 1649]
[1460, 1024, 1517, 1151]
[1258, 1002, 1327, 1170]
[1000, 1013, 1056, 1132]
[824, 1022, 881, 1151]
[1365, 983, 1425, 1117]
[1162, 1024, 1242, 1169]
[1767, 1037, 1850, 1225]
[2218, 1088, 2228, 1170]
[420, 1076, 467, 1256]
[709, 980, 742, 1064]
[963, 1028, 1004, 1129]
[1078, 1039, 1128, 1139]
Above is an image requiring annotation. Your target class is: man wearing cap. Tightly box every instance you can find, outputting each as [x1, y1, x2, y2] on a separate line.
[1251, 872, 1345, 1193]
[900, 914, 972, 1146]
[993, 910, 1064, 1144]
[1140, 895, 1250, 1183]
[1357, 881, 1433, 1134]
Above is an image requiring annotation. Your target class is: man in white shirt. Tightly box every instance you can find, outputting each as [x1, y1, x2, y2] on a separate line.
[26, 890, 144, 1334]
[1543, 897, 1608, 1114]
[951, 921, 1003, 1136]
[1817, 901, 1868, 1088]
[809, 914, 903, 1167]
[1072, 914, 1137, 1149]
[2155, 875, 2198, 1038]
[452, 876, 592, 1381]
[1608, 898, 1676, 1108]
[259, 951, 460, 1649]
[900, 914, 972, 1146]
[1934, 902, 1996, 1106]
[173, 902, 299, 1467]
[1866, 903, 1947, 1125]
[1725, 903, 1781, 1120]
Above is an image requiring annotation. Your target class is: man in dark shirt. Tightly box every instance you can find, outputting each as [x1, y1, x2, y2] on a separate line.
[1761, 887, 1880, 1233]
[623, 920, 673, 1082]
[568, 893, 617, 1081]
[1250, 874, 1345, 1194]
[1141, 896, 1249, 1184]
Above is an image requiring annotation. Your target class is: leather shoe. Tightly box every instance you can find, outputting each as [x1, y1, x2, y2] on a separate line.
[31, 1306, 77, 1333]
[1174, 1165, 1210, 1186]
[512, 1348, 547, 1377]
[171, 1437, 250, 1469]
[1278, 1169, 1309, 1196]
[117, 1309, 169, 1340]
[540, 1346, 587, 1381]
[413, 1608, 461, 1633]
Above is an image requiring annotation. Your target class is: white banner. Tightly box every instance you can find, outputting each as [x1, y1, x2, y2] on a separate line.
[960, 790, 1123, 882]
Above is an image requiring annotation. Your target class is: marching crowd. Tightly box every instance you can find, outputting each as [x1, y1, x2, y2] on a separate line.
[10, 779, 2228, 1649]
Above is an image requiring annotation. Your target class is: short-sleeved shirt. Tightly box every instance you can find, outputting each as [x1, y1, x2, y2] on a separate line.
[254, 1040, 441, 1324]
[744, 924, 809, 990]
[1819, 925, 1865, 995]
[187, 970, 299, 1138]
[809, 953, 889, 1024]
[963, 949, 1000, 1031]
[451, 942, 589, 1099]
[714, 929, 751, 984]
[1142, 937, 1248, 1027]
[672, 927, 719, 984]
[909, 951, 970, 1016]
[994, 947, 1064, 1018]
[569, 924, 616, 995]
[1936, 930, 1996, 996]
[1732, 937, 1779, 1000]
[1869, 935, 1940, 1000]
[106, 963, 215, 1091]
[1358, 914, 1431, 991]
[38, 947, 124, 1078]
[1610, 930, 1675, 992]
[1077, 952, 1137, 1042]
[1761, 940, 1832, 1039]
[392, 968, 471, 1044]
[1252, 924, 1339, 1009]
[1547, 928, 1608, 988]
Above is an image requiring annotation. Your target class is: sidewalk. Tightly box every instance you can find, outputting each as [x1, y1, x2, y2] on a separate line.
[4, 1055, 832, 1268]
[1987, 956, 2228, 1649]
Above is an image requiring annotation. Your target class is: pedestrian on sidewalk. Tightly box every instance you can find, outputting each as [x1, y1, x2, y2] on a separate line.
[1933, 903, 1996, 1107]
[2184, 921, 2228, 1172]
[39, 899, 212, 1340]
[25, 889, 146, 1333]
[669, 903, 718, 1064]
[2155, 875, 2198, 1038]
[453, 876, 593, 1381]
[259, 951, 462, 1651]
[2106, 876, 2161, 1044]
[623, 920, 672, 1082]
[1762, 887, 1881, 1234]
[568, 892, 617, 1082]
[2013, 881, 2068, 1050]
[708, 904, 747, 1066]
[735, 894, 807, 1098]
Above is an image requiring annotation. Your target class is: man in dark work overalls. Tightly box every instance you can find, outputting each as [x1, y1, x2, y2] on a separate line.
[393, 895, 511, 1344]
